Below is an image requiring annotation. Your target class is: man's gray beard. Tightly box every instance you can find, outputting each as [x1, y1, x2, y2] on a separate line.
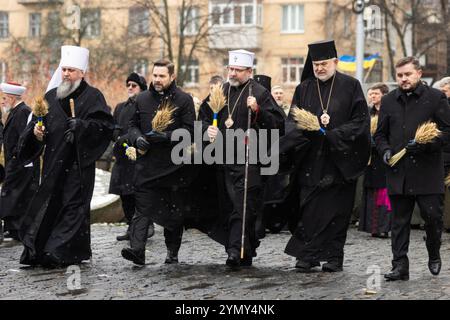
[229, 79, 243, 87]
[57, 79, 82, 99]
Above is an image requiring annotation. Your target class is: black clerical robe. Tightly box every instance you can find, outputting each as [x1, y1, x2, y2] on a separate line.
[17, 80, 113, 266]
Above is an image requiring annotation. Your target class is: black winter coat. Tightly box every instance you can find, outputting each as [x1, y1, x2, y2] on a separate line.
[374, 83, 450, 195]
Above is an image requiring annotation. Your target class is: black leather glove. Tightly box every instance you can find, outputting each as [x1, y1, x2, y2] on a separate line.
[64, 118, 81, 144]
[67, 118, 80, 131]
[383, 149, 392, 165]
[116, 135, 128, 147]
[112, 127, 122, 142]
[145, 131, 169, 144]
[64, 129, 74, 144]
[136, 136, 150, 151]
[405, 140, 425, 154]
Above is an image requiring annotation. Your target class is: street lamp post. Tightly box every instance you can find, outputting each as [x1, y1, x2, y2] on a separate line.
[353, 0, 368, 83]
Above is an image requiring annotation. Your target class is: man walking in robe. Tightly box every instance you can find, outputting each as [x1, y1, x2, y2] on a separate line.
[17, 45, 114, 267]
[374, 57, 450, 280]
[0, 82, 39, 241]
[285, 40, 370, 272]
[204, 50, 283, 268]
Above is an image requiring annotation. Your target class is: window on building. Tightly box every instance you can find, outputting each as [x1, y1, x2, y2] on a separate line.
[181, 60, 199, 85]
[183, 7, 199, 36]
[282, 57, 304, 84]
[82, 9, 101, 38]
[210, 2, 260, 26]
[0, 61, 6, 83]
[281, 4, 304, 33]
[0, 12, 9, 39]
[29, 13, 41, 38]
[129, 7, 149, 36]
[133, 59, 148, 77]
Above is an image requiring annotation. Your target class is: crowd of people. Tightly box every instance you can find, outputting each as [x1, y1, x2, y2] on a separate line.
[1, 40, 450, 282]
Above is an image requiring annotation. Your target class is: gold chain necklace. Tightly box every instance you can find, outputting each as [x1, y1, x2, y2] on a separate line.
[225, 81, 251, 128]
[316, 74, 336, 127]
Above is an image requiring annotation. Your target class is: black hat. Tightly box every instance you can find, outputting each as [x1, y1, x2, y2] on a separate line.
[254, 74, 272, 91]
[308, 40, 337, 61]
[301, 40, 338, 82]
[126, 72, 147, 91]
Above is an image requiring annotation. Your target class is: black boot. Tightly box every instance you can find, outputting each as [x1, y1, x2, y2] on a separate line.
[121, 248, 145, 265]
[116, 229, 130, 241]
[226, 251, 240, 268]
[164, 249, 179, 264]
[428, 258, 442, 276]
[322, 258, 343, 272]
[295, 259, 320, 273]
[384, 259, 409, 281]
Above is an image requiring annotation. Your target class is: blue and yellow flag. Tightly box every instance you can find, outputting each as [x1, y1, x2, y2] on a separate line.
[338, 54, 379, 72]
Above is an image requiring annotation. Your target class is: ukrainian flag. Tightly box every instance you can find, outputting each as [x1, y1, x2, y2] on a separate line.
[338, 54, 379, 72]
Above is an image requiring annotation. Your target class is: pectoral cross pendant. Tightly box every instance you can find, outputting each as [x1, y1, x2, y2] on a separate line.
[225, 115, 234, 128]
[320, 111, 330, 127]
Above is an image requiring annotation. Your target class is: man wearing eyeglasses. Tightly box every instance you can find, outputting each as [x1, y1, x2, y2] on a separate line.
[109, 72, 156, 242]
[283, 40, 370, 273]
[201, 50, 284, 268]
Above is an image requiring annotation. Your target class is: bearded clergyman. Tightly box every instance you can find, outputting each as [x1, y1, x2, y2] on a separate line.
[17, 45, 114, 268]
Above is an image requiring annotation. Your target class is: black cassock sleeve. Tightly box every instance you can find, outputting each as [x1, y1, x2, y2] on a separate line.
[75, 91, 114, 168]
[325, 80, 371, 180]
[17, 117, 44, 165]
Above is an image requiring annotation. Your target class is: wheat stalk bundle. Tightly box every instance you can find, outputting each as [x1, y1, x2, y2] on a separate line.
[33, 96, 49, 127]
[207, 84, 226, 142]
[389, 121, 441, 167]
[445, 172, 450, 187]
[370, 115, 378, 136]
[291, 107, 325, 134]
[152, 99, 177, 132]
[208, 84, 226, 116]
[123, 143, 137, 161]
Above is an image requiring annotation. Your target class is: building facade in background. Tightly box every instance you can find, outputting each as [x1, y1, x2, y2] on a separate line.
[0, 0, 447, 106]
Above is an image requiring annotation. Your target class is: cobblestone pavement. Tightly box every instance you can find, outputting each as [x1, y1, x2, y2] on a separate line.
[1, 224, 450, 300]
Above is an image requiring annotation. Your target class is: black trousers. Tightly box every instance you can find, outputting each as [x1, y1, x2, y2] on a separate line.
[129, 187, 184, 253]
[120, 194, 136, 224]
[224, 165, 261, 258]
[389, 194, 443, 266]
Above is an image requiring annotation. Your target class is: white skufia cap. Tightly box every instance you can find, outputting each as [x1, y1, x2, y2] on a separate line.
[0, 82, 26, 96]
[228, 49, 255, 68]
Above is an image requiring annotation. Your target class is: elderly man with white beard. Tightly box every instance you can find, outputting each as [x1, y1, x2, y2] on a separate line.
[17, 45, 114, 268]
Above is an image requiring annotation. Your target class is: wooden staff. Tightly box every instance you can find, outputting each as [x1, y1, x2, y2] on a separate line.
[241, 82, 253, 260]
[70, 98, 75, 118]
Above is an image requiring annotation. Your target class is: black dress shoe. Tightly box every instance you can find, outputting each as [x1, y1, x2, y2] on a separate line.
[41, 252, 65, 269]
[121, 248, 145, 265]
[164, 250, 179, 264]
[295, 259, 319, 272]
[322, 261, 343, 272]
[226, 252, 240, 268]
[428, 259, 441, 276]
[116, 231, 130, 241]
[384, 268, 409, 281]
[3, 230, 19, 241]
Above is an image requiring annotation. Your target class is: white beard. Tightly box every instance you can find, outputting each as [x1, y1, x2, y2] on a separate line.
[57, 79, 82, 99]
[2, 106, 11, 113]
